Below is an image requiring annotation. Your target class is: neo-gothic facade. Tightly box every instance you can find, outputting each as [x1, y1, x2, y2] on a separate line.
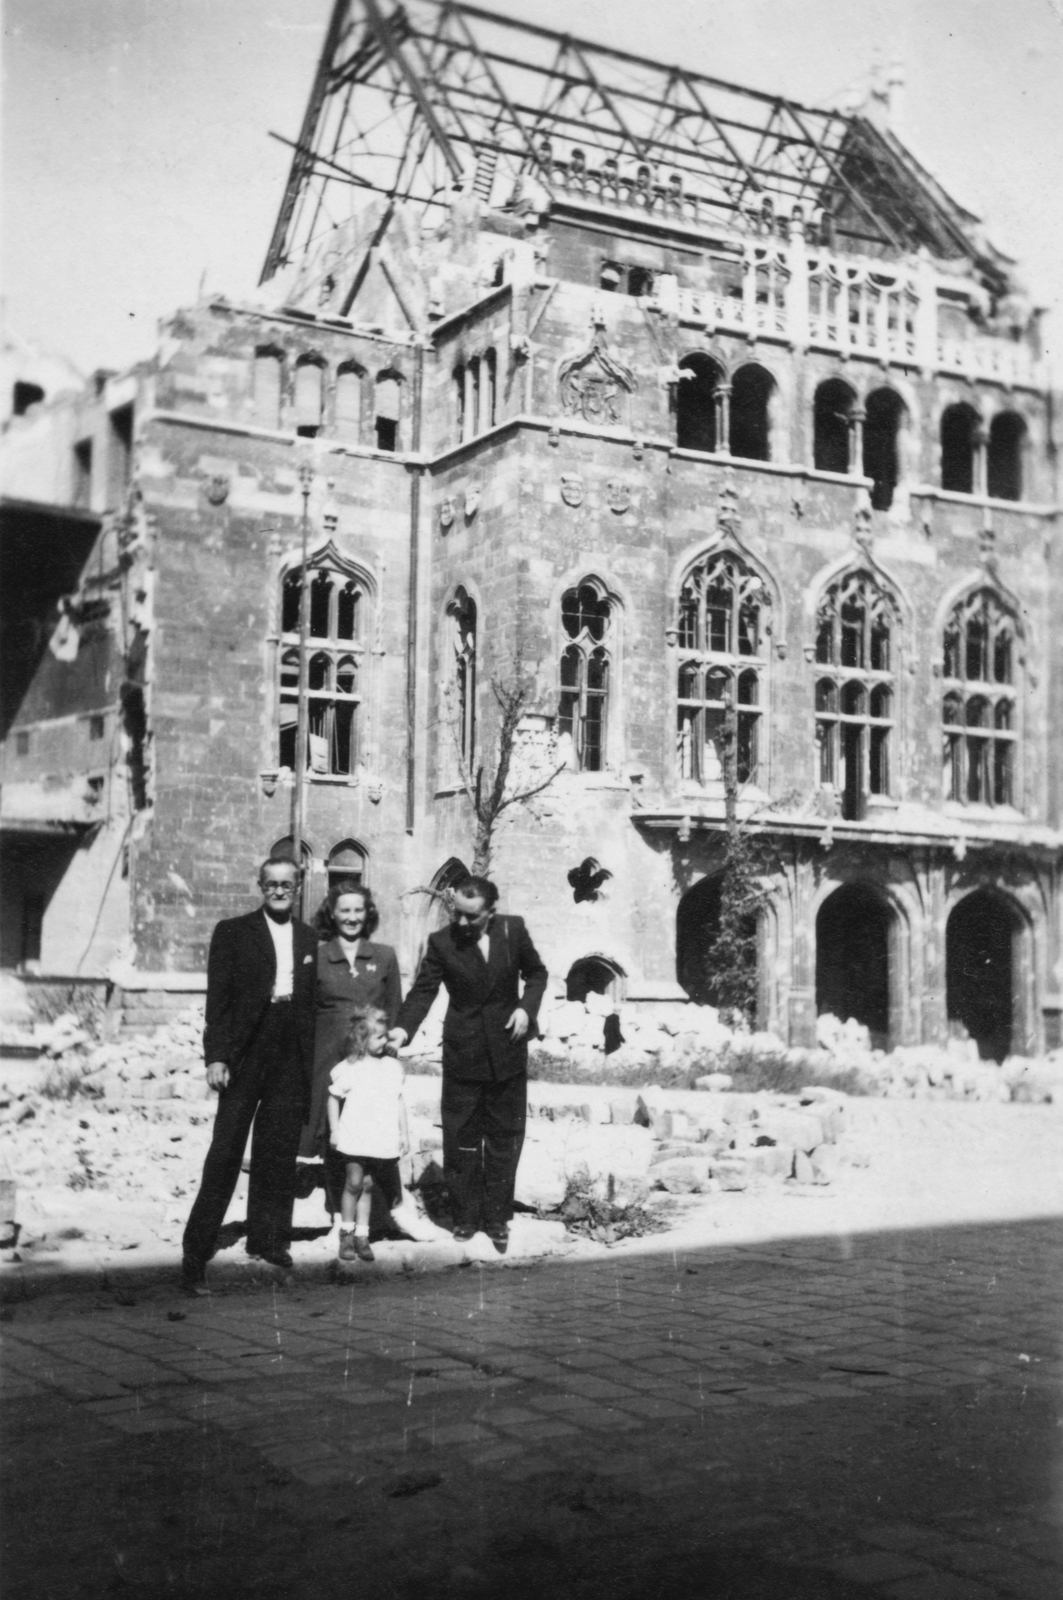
[2, 34, 1061, 1061]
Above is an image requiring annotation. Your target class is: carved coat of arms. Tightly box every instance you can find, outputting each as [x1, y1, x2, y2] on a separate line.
[206, 475, 229, 506]
[606, 480, 631, 514]
[560, 474, 585, 508]
[439, 497, 455, 531]
[463, 483, 481, 519]
[558, 327, 636, 424]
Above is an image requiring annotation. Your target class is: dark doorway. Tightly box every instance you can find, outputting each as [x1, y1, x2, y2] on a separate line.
[815, 884, 892, 1048]
[946, 890, 1017, 1062]
[675, 355, 721, 453]
[0, 833, 79, 969]
[676, 875, 722, 1006]
[940, 403, 977, 494]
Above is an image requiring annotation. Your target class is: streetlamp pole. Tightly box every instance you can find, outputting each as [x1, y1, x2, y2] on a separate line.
[290, 456, 315, 902]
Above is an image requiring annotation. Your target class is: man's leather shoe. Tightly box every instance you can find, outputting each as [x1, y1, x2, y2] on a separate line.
[246, 1249, 294, 1270]
[181, 1257, 209, 1297]
[452, 1224, 477, 1242]
[486, 1227, 509, 1255]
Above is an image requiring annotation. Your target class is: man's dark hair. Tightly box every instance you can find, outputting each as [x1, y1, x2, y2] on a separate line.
[454, 875, 498, 908]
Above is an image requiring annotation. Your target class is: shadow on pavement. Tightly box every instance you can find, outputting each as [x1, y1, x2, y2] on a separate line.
[2, 1213, 1061, 1600]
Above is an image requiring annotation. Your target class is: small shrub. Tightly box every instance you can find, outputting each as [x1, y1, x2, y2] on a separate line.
[554, 1170, 671, 1245]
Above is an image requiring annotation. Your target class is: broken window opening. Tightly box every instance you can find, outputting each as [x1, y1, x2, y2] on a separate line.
[294, 356, 325, 437]
[940, 402, 979, 494]
[986, 411, 1025, 502]
[278, 561, 367, 778]
[863, 387, 905, 510]
[941, 588, 1017, 808]
[599, 260, 623, 292]
[676, 553, 765, 786]
[334, 363, 363, 444]
[12, 381, 45, 417]
[559, 580, 613, 773]
[446, 587, 477, 772]
[814, 571, 895, 819]
[374, 373, 401, 452]
[729, 364, 773, 462]
[73, 439, 93, 509]
[812, 378, 855, 475]
[253, 347, 284, 430]
[675, 354, 723, 454]
[107, 404, 134, 508]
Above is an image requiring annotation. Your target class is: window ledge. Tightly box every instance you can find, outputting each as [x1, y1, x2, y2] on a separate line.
[308, 774, 360, 787]
[912, 486, 1058, 515]
[943, 801, 1026, 823]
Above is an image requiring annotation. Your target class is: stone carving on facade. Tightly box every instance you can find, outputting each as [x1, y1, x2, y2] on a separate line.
[560, 474, 585, 508]
[439, 496, 455, 532]
[206, 474, 229, 506]
[558, 324, 636, 424]
[854, 502, 873, 557]
[463, 482, 481, 519]
[606, 480, 631, 514]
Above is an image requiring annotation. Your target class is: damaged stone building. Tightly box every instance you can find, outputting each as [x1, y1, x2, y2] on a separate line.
[2, 0, 1060, 1058]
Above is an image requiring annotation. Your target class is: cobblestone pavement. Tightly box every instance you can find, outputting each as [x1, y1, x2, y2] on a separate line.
[2, 1210, 1061, 1600]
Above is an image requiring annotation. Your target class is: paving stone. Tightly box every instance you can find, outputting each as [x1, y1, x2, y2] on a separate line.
[827, 1550, 938, 1583]
[879, 1574, 1001, 1600]
[500, 1419, 580, 1442]
[612, 1396, 696, 1420]
[413, 1422, 494, 1445]
[101, 1411, 195, 1434]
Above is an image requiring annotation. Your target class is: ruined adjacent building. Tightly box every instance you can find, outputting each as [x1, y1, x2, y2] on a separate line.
[2, 0, 1060, 1057]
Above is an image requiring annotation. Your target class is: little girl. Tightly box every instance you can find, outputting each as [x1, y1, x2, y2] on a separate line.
[327, 1005, 409, 1263]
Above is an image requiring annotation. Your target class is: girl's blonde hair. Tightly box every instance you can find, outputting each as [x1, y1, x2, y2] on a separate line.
[343, 1005, 389, 1060]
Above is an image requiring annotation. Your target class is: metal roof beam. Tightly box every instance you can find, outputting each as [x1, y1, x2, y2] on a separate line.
[360, 0, 465, 184]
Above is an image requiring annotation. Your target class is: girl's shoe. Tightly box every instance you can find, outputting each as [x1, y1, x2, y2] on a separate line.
[353, 1235, 375, 1262]
[338, 1229, 358, 1262]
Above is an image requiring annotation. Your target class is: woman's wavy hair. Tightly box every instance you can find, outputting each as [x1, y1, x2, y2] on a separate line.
[313, 878, 380, 940]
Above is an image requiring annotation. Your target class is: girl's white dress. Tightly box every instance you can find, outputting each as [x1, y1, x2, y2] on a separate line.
[328, 1056, 404, 1158]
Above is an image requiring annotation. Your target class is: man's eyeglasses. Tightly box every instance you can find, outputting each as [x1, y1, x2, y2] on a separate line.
[262, 881, 296, 895]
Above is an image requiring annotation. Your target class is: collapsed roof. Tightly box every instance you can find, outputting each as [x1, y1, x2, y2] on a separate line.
[261, 0, 1013, 293]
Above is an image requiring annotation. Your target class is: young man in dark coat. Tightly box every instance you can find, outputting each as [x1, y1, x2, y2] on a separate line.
[391, 876, 547, 1253]
[181, 857, 317, 1293]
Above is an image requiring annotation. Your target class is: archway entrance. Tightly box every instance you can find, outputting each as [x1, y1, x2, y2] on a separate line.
[946, 890, 1020, 1061]
[676, 876, 722, 1006]
[815, 884, 892, 1049]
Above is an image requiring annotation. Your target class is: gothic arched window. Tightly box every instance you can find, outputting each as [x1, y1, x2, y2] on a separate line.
[676, 554, 765, 785]
[559, 581, 613, 772]
[279, 559, 367, 777]
[675, 354, 724, 453]
[942, 589, 1018, 807]
[815, 571, 896, 820]
[813, 378, 857, 474]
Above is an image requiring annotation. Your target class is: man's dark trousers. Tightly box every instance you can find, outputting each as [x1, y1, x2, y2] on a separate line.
[183, 1002, 305, 1264]
[441, 1072, 526, 1231]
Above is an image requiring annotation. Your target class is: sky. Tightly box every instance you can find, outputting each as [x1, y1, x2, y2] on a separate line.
[3, 0, 1063, 378]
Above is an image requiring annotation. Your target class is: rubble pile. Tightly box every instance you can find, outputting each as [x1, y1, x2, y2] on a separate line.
[397, 991, 1063, 1106]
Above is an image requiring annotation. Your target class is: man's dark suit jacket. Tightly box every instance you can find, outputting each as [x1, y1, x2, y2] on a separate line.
[396, 914, 548, 1081]
[202, 908, 317, 1081]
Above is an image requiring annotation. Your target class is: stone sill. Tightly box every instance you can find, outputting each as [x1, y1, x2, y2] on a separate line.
[912, 486, 1058, 516]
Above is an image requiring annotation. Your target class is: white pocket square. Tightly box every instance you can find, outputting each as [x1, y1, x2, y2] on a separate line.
[303, 954, 314, 963]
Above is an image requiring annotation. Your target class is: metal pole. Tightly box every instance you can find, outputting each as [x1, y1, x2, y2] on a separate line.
[291, 458, 315, 903]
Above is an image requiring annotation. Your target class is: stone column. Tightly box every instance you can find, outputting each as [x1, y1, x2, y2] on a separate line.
[849, 406, 866, 477]
[715, 382, 732, 456]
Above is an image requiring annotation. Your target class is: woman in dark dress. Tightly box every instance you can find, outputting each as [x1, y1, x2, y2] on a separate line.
[299, 880, 402, 1210]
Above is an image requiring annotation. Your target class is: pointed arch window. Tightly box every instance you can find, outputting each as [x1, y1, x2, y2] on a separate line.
[335, 363, 364, 444]
[814, 571, 896, 820]
[942, 589, 1018, 807]
[676, 554, 766, 785]
[374, 373, 401, 451]
[813, 378, 857, 474]
[279, 557, 367, 777]
[294, 356, 325, 437]
[253, 347, 283, 429]
[559, 581, 613, 772]
[675, 354, 725, 453]
[447, 587, 477, 771]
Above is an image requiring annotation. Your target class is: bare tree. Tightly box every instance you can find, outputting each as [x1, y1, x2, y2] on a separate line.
[449, 656, 566, 876]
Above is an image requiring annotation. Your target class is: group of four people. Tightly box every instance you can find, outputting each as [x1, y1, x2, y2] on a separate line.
[181, 857, 547, 1295]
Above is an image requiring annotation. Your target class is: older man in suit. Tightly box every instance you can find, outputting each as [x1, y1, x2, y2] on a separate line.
[391, 876, 547, 1253]
[181, 856, 317, 1294]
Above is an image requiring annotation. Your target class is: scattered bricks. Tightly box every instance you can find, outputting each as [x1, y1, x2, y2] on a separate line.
[634, 1090, 663, 1128]
[755, 1108, 825, 1152]
[650, 1139, 708, 1165]
[579, 1102, 610, 1125]
[810, 1145, 841, 1185]
[608, 1100, 636, 1125]
[712, 1156, 750, 1191]
[747, 1144, 793, 1179]
[793, 1150, 815, 1185]
[652, 1157, 710, 1193]
[694, 1073, 733, 1092]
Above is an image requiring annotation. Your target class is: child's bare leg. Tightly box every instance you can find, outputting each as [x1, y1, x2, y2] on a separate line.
[340, 1162, 364, 1226]
[355, 1174, 374, 1238]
